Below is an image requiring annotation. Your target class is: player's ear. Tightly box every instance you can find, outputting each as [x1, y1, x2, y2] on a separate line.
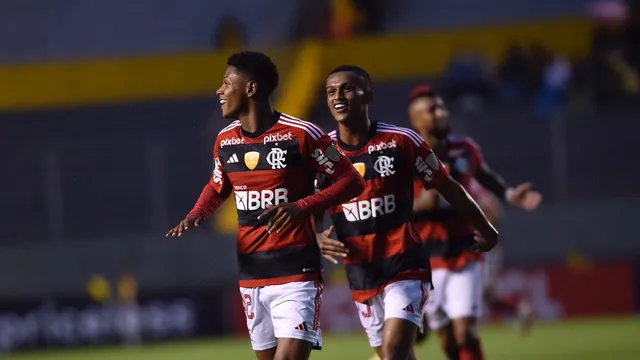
[246, 80, 258, 98]
[363, 88, 374, 105]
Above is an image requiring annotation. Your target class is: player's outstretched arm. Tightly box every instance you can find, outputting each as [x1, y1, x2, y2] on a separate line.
[166, 149, 232, 237]
[410, 132, 497, 251]
[435, 177, 498, 252]
[259, 135, 365, 234]
[467, 138, 542, 211]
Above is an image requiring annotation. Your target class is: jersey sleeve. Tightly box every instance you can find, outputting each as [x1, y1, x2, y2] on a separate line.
[187, 142, 233, 220]
[406, 133, 449, 190]
[297, 130, 365, 214]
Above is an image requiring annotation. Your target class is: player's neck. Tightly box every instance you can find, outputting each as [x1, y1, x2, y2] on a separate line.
[338, 116, 371, 146]
[238, 101, 277, 134]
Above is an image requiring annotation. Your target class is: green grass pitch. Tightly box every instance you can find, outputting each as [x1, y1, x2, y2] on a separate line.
[3, 317, 639, 360]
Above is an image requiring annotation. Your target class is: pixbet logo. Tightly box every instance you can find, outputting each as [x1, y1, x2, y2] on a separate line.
[234, 188, 289, 211]
[263, 132, 292, 144]
[220, 137, 244, 147]
[367, 139, 397, 154]
[341, 194, 396, 222]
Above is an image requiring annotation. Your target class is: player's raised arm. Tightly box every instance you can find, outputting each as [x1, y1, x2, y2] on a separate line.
[298, 133, 365, 214]
[466, 138, 542, 211]
[410, 136, 498, 252]
[259, 130, 365, 234]
[166, 144, 232, 237]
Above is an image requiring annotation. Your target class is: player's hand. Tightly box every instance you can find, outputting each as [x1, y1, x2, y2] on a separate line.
[471, 229, 498, 253]
[507, 182, 542, 211]
[316, 226, 348, 264]
[258, 202, 304, 233]
[165, 215, 201, 237]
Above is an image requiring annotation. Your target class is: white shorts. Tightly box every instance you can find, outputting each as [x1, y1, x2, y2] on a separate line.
[426, 261, 482, 330]
[355, 280, 431, 348]
[240, 280, 323, 351]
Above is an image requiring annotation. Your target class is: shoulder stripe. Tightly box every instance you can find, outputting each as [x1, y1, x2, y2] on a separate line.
[218, 120, 241, 135]
[280, 113, 324, 139]
[328, 130, 337, 140]
[377, 123, 424, 147]
[278, 118, 322, 140]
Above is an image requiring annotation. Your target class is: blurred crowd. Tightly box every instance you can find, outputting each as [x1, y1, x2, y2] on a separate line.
[442, 0, 640, 117]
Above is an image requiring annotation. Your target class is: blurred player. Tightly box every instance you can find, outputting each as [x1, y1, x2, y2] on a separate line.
[408, 85, 542, 360]
[469, 180, 535, 334]
[166, 52, 365, 360]
[314, 66, 498, 360]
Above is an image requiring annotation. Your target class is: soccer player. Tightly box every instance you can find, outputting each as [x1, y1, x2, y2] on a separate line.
[166, 52, 365, 360]
[408, 85, 542, 360]
[314, 65, 498, 360]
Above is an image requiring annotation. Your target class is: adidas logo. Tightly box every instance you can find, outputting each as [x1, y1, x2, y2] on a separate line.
[402, 305, 415, 313]
[227, 154, 239, 164]
[294, 322, 309, 332]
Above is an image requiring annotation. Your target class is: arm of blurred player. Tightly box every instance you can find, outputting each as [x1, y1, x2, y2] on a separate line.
[468, 138, 542, 211]
[413, 188, 440, 213]
[260, 133, 365, 233]
[166, 144, 232, 237]
[411, 138, 497, 252]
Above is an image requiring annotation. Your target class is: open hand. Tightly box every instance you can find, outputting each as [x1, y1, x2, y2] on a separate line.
[316, 226, 348, 264]
[258, 202, 304, 233]
[166, 215, 201, 237]
[507, 182, 542, 211]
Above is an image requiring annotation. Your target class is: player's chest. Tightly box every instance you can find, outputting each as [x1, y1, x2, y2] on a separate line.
[218, 138, 303, 175]
[342, 140, 406, 183]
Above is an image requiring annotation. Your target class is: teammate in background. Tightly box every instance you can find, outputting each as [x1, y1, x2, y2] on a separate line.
[166, 52, 365, 360]
[314, 66, 498, 360]
[408, 85, 542, 360]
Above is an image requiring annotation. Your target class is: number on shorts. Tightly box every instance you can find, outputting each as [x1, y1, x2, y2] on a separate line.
[243, 294, 255, 320]
[360, 303, 372, 318]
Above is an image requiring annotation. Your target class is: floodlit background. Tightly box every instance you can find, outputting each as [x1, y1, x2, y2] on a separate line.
[1, 0, 639, 359]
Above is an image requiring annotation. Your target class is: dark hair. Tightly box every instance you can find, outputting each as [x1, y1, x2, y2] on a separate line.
[227, 51, 279, 96]
[329, 65, 372, 88]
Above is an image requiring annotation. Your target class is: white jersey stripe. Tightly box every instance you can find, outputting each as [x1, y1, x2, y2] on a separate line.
[218, 120, 241, 135]
[377, 122, 424, 144]
[280, 113, 324, 138]
[278, 119, 322, 140]
[377, 123, 424, 146]
[377, 128, 422, 147]
[279, 119, 323, 140]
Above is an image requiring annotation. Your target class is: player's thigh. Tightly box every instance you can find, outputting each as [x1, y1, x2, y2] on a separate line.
[268, 280, 323, 353]
[274, 337, 312, 360]
[381, 280, 430, 358]
[443, 262, 483, 320]
[355, 295, 385, 349]
[425, 269, 451, 330]
[240, 287, 278, 352]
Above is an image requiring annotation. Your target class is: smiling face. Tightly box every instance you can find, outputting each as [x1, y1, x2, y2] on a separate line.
[325, 71, 371, 124]
[216, 66, 250, 119]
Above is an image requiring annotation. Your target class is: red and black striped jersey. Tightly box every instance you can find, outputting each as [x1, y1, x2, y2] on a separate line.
[316, 122, 449, 302]
[413, 135, 486, 270]
[189, 113, 362, 288]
